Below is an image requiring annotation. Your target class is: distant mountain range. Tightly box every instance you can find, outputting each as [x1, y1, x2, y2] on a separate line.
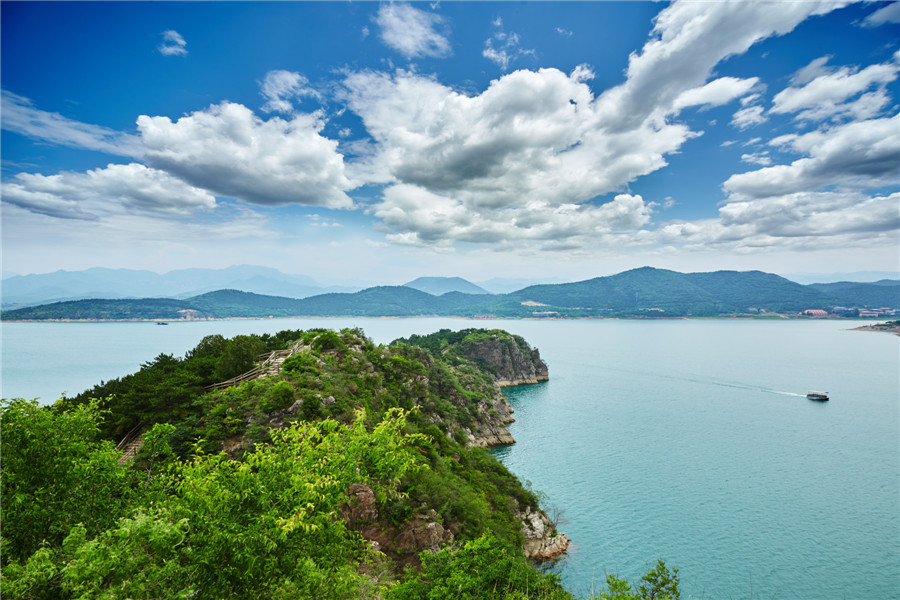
[3, 267, 897, 321]
[404, 276, 490, 296]
[782, 271, 899, 285]
[0, 265, 362, 307]
[807, 280, 900, 308]
[0, 266, 566, 307]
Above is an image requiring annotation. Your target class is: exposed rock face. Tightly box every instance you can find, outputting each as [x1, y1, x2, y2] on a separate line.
[343, 483, 378, 524]
[456, 332, 548, 447]
[456, 333, 549, 387]
[395, 509, 453, 555]
[524, 531, 570, 561]
[346, 493, 454, 569]
[467, 392, 517, 447]
[518, 506, 570, 560]
[467, 426, 515, 448]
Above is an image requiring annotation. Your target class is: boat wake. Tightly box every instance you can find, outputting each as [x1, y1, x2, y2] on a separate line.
[586, 361, 809, 399]
[684, 377, 805, 398]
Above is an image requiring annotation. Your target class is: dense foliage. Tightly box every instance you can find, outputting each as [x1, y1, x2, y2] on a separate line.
[4, 267, 895, 321]
[807, 280, 900, 309]
[2, 327, 681, 599]
[2, 400, 422, 598]
[55, 330, 302, 443]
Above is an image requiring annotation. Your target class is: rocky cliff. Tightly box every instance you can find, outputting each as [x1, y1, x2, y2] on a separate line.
[446, 331, 548, 447]
[342, 483, 454, 568]
[455, 331, 550, 387]
[401, 330, 566, 559]
[518, 506, 570, 560]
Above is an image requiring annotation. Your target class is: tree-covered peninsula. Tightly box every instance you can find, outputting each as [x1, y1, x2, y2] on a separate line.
[2, 328, 680, 599]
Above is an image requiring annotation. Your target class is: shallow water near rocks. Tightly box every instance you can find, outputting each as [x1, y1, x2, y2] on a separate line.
[3, 318, 898, 599]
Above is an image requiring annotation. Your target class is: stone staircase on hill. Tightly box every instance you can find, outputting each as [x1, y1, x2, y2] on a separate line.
[205, 340, 306, 391]
[116, 341, 307, 464]
[116, 425, 145, 465]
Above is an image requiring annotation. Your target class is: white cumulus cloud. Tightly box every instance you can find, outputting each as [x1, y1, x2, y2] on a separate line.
[725, 114, 900, 200]
[673, 77, 761, 111]
[339, 0, 853, 253]
[772, 58, 898, 121]
[862, 1, 900, 26]
[342, 67, 693, 219]
[136, 101, 354, 208]
[259, 70, 318, 114]
[731, 105, 767, 129]
[158, 30, 188, 56]
[375, 4, 450, 59]
[593, 0, 845, 132]
[3, 163, 216, 220]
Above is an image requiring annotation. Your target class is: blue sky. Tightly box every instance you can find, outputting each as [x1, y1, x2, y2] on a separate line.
[2, 1, 898, 283]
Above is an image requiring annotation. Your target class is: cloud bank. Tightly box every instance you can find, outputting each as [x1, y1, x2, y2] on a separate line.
[2, 0, 896, 268]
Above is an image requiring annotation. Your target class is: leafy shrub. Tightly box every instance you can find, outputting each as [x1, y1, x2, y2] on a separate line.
[309, 329, 345, 352]
[301, 394, 322, 420]
[0, 398, 138, 563]
[260, 381, 295, 412]
[387, 533, 574, 600]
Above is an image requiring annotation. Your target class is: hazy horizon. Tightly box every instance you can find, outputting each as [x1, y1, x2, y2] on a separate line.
[2, 263, 898, 289]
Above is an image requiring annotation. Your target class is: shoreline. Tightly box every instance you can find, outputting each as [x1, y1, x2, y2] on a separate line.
[3, 315, 891, 324]
[851, 324, 900, 335]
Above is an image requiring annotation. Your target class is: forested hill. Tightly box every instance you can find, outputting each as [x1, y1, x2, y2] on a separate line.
[1, 327, 682, 598]
[3, 267, 897, 320]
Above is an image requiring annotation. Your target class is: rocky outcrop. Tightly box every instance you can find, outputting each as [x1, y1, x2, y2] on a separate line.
[342, 483, 379, 524]
[467, 391, 517, 447]
[450, 332, 548, 447]
[456, 333, 549, 387]
[467, 426, 515, 448]
[342, 484, 454, 567]
[394, 509, 453, 555]
[518, 506, 570, 561]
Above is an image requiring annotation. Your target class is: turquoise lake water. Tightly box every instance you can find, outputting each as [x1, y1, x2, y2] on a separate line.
[2, 318, 898, 599]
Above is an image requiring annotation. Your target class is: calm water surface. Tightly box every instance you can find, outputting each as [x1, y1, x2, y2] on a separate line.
[2, 318, 898, 599]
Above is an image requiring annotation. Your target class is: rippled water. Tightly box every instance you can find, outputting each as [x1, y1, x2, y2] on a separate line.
[3, 318, 898, 598]
[492, 320, 899, 600]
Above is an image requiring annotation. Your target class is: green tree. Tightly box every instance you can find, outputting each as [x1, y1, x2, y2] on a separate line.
[214, 335, 267, 381]
[388, 533, 574, 600]
[0, 398, 136, 565]
[598, 561, 680, 600]
[3, 408, 423, 599]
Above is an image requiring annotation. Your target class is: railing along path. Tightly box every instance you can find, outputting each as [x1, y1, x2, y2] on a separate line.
[204, 341, 305, 391]
[117, 341, 305, 463]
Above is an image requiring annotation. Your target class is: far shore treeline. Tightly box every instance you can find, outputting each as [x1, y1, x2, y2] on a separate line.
[3, 267, 898, 321]
[2, 327, 682, 599]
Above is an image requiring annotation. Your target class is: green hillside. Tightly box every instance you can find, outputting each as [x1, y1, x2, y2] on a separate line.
[807, 280, 900, 309]
[3, 267, 893, 321]
[0, 297, 200, 321]
[294, 285, 445, 316]
[685, 270, 834, 312]
[189, 289, 306, 317]
[1, 328, 682, 599]
[509, 267, 722, 315]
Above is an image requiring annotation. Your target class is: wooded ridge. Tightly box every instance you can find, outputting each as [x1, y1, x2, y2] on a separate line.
[3, 267, 897, 321]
